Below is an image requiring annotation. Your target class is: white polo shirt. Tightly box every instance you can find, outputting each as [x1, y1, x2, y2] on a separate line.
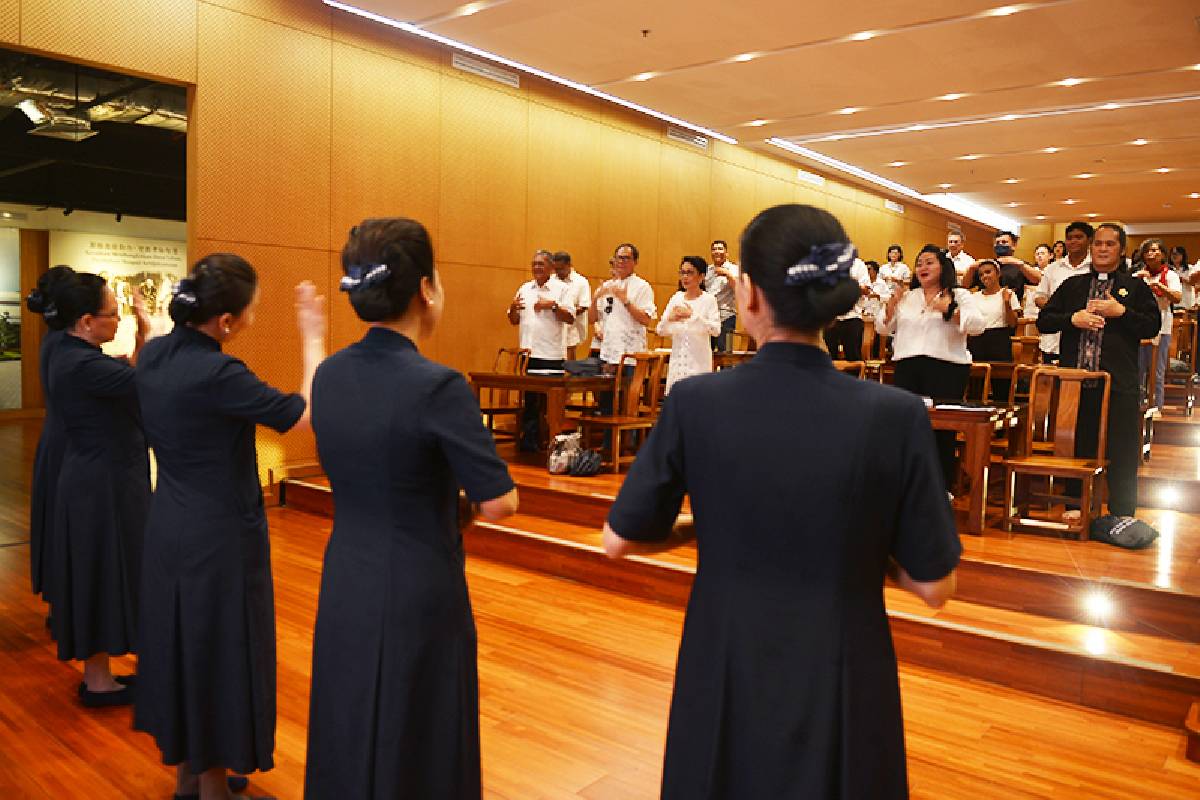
[515, 276, 569, 361]
[1179, 263, 1199, 309]
[949, 251, 974, 281]
[879, 262, 911, 289]
[705, 261, 740, 322]
[556, 269, 592, 348]
[1035, 256, 1091, 354]
[837, 259, 873, 321]
[1142, 268, 1182, 336]
[598, 274, 657, 365]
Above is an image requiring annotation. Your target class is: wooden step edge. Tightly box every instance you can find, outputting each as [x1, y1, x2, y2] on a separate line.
[1186, 702, 1200, 762]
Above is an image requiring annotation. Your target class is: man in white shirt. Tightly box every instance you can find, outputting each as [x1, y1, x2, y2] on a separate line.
[1034, 221, 1093, 363]
[1133, 238, 1182, 411]
[507, 249, 575, 450]
[551, 250, 591, 360]
[704, 239, 740, 352]
[590, 243, 657, 419]
[947, 231, 974, 282]
[823, 257, 872, 361]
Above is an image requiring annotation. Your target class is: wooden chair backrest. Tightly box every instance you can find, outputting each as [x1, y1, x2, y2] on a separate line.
[878, 362, 896, 385]
[1008, 363, 1040, 406]
[1011, 335, 1042, 365]
[832, 360, 866, 379]
[1170, 312, 1196, 369]
[1023, 368, 1110, 460]
[862, 319, 877, 359]
[639, 353, 670, 417]
[965, 362, 992, 404]
[729, 331, 756, 351]
[614, 352, 661, 417]
[494, 347, 530, 374]
[1139, 338, 1158, 407]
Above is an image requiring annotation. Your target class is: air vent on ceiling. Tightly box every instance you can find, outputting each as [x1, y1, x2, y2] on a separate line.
[667, 126, 708, 150]
[451, 52, 519, 88]
[796, 168, 826, 187]
[884, 199, 905, 214]
[29, 114, 97, 142]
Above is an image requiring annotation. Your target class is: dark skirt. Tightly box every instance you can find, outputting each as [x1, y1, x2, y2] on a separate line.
[967, 326, 1014, 363]
[49, 451, 149, 661]
[29, 417, 66, 598]
[134, 507, 278, 775]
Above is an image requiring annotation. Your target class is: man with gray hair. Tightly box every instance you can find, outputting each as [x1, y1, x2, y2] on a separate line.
[947, 230, 973, 282]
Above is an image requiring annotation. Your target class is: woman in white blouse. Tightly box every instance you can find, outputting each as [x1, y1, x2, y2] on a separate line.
[967, 260, 1021, 363]
[878, 244, 985, 490]
[657, 256, 721, 394]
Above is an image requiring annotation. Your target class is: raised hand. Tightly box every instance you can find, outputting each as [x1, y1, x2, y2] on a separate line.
[295, 281, 327, 340]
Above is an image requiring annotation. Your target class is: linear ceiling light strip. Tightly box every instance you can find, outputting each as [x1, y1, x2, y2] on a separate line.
[323, 0, 737, 144]
[768, 138, 1022, 232]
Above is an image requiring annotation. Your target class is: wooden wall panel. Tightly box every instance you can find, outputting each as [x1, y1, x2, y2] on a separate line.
[753, 173, 797, 219]
[201, 0, 331, 37]
[193, 2, 331, 250]
[21, 0, 197, 82]
[330, 42, 441, 248]
[18, 229, 48, 409]
[708, 159, 758, 263]
[0, 0, 18, 45]
[654, 144, 711, 284]
[437, 75, 528, 270]
[433, 261, 531, 375]
[596, 125, 659, 281]
[524, 104, 602, 265]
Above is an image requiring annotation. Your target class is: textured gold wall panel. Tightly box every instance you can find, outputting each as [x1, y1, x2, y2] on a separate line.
[525, 104, 602, 267]
[437, 75, 527, 270]
[331, 42, 441, 249]
[754, 173, 797, 218]
[655, 144, 712, 285]
[21, 0, 197, 82]
[193, 2, 330, 250]
[708, 160, 758, 263]
[0, 0, 18, 45]
[331, 7, 443, 71]
[596, 125, 659, 280]
[201, 0, 330, 38]
[432, 261, 529, 375]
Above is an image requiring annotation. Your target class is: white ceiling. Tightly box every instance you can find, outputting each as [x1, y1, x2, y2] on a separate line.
[342, 0, 1200, 224]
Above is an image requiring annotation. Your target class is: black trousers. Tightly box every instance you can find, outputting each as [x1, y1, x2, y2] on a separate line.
[894, 356, 970, 491]
[823, 317, 864, 361]
[521, 357, 563, 448]
[1075, 388, 1142, 517]
[967, 327, 1014, 401]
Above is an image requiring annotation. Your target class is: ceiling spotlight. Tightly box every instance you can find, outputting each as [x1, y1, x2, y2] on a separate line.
[1189, 192, 1200, 199]
[62, 206, 73, 216]
[731, 52, 758, 63]
[1043, 146, 1062, 154]
[1005, 202, 1020, 207]
[1003, 178, 1022, 184]
[1086, 213, 1100, 218]
[838, 107, 861, 115]
[115, 211, 123, 222]
[848, 30, 878, 41]
[958, 153, 983, 160]
[1076, 173, 1095, 179]
[1130, 138, 1149, 146]
[1063, 199, 1079, 205]
[887, 160, 908, 167]
[938, 183, 953, 189]
[16, 98, 49, 124]
[937, 92, 968, 101]
[0, 212, 10, 219]
[1054, 77, 1087, 87]
[1035, 215, 1047, 220]
[631, 71, 658, 82]
[1155, 167, 1173, 174]
[745, 119, 771, 127]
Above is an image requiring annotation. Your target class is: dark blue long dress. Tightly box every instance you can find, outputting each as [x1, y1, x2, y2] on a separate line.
[133, 324, 305, 775]
[304, 328, 514, 799]
[608, 343, 962, 799]
[29, 329, 66, 599]
[46, 333, 149, 661]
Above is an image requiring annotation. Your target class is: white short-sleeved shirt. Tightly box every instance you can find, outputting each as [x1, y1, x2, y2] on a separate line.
[1180, 264, 1199, 309]
[879, 262, 911, 289]
[864, 276, 891, 320]
[837, 259, 873, 321]
[705, 261, 740, 322]
[877, 287, 986, 365]
[556, 270, 592, 347]
[515, 277, 569, 361]
[598, 274, 657, 365]
[1143, 268, 1182, 336]
[973, 289, 1021, 330]
[657, 291, 720, 393]
[950, 251, 974, 280]
[1035, 256, 1091, 354]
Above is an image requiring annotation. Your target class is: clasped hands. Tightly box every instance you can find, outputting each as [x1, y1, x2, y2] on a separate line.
[1071, 297, 1124, 331]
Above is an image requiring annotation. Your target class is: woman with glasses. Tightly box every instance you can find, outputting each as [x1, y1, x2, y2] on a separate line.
[35, 267, 150, 706]
[657, 256, 721, 394]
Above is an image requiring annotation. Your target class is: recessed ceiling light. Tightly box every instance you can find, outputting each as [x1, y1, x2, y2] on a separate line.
[1043, 146, 1062, 154]
[1130, 138, 1149, 146]
[1155, 167, 1173, 174]
[1189, 192, 1200, 199]
[1054, 77, 1088, 87]
[958, 153, 983, 160]
[887, 161, 908, 167]
[731, 52, 758, 63]
[848, 30, 878, 41]
[1076, 173, 1095, 179]
[1003, 178, 1021, 184]
[1063, 198, 1079, 205]
[1006, 202, 1020, 207]
[999, 113, 1019, 121]
[1099, 102, 1121, 111]
[455, 1, 488, 16]
[984, 5, 1024, 17]
[1035, 215, 1047, 220]
[937, 92, 968, 101]
[631, 71, 658, 82]
[1086, 213, 1100, 218]
[745, 119, 771, 127]
[938, 183, 953, 189]
[838, 107, 861, 115]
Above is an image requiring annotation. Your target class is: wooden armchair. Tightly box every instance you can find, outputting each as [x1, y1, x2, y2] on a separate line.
[1165, 311, 1197, 416]
[1002, 368, 1110, 539]
[832, 360, 866, 379]
[1140, 338, 1158, 461]
[964, 362, 992, 404]
[579, 352, 664, 473]
[480, 347, 529, 440]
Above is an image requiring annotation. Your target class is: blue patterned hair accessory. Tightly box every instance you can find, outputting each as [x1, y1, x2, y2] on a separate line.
[339, 263, 391, 292]
[172, 277, 199, 307]
[784, 242, 858, 287]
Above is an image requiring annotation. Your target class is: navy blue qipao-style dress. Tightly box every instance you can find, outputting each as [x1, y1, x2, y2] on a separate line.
[133, 324, 305, 775]
[304, 328, 514, 800]
[29, 328, 67, 599]
[46, 333, 150, 661]
[608, 343, 962, 799]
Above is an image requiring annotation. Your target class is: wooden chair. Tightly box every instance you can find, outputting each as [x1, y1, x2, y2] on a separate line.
[832, 360, 866, 379]
[1002, 368, 1110, 539]
[480, 347, 529, 440]
[1010, 334, 1042, 365]
[862, 318, 877, 361]
[1164, 311, 1198, 416]
[964, 362, 992, 404]
[729, 331, 756, 351]
[1140, 338, 1158, 461]
[878, 362, 896, 385]
[640, 353, 670, 417]
[579, 352, 663, 473]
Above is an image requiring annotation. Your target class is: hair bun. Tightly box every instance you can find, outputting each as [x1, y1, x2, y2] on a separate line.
[25, 288, 46, 313]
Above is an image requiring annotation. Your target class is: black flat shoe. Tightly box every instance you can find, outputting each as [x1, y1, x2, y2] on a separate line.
[172, 775, 250, 800]
[77, 684, 133, 708]
[77, 674, 136, 694]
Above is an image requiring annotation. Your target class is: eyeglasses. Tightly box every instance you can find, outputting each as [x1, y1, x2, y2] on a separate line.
[92, 310, 120, 319]
[614, 254, 635, 262]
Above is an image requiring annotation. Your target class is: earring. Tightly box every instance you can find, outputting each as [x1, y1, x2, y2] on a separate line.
[223, 326, 231, 335]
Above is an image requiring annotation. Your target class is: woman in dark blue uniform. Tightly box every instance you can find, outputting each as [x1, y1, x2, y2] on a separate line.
[41, 268, 150, 706]
[25, 267, 73, 614]
[604, 204, 962, 799]
[133, 255, 325, 800]
[304, 218, 518, 799]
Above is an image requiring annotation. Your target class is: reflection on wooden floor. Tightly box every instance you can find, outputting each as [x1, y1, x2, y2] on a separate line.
[3, 418, 1200, 797]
